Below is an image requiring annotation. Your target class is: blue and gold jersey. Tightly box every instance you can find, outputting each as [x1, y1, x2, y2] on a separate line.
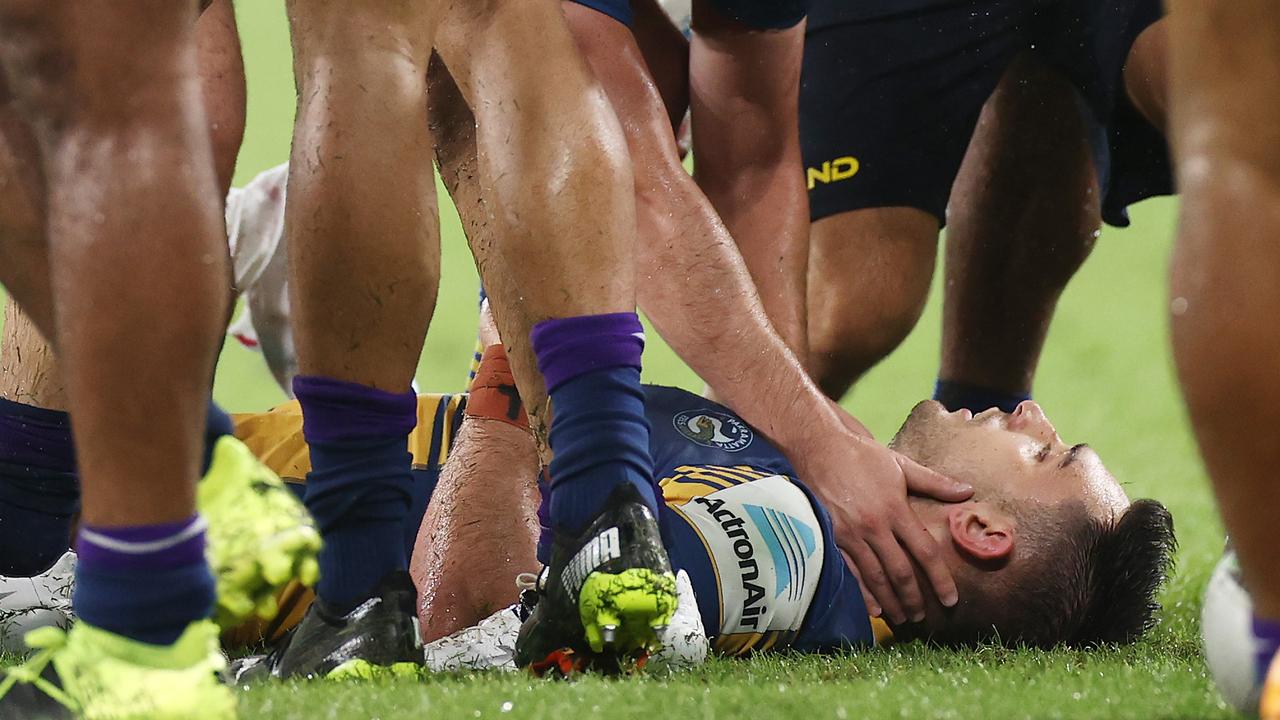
[644, 385, 883, 655]
[229, 387, 883, 655]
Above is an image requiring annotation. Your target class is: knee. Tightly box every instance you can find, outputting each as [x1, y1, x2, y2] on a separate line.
[0, 3, 77, 134]
[0, 2, 199, 142]
[808, 287, 928, 398]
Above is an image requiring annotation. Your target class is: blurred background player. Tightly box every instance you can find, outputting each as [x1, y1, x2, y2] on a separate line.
[280, 0, 678, 675]
[0, 1, 319, 718]
[800, 0, 1170, 409]
[1162, 2, 1280, 716]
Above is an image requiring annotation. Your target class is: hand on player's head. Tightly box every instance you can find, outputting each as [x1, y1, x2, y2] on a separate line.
[887, 400, 1176, 648]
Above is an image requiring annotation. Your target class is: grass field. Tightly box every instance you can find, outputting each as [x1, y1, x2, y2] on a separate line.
[5, 2, 1243, 718]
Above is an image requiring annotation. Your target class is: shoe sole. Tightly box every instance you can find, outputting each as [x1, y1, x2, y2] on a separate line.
[579, 568, 677, 656]
[526, 568, 677, 677]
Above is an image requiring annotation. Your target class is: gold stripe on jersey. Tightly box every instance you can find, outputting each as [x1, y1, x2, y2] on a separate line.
[658, 464, 774, 506]
[714, 630, 796, 657]
[231, 393, 466, 486]
[871, 617, 894, 646]
[232, 403, 309, 483]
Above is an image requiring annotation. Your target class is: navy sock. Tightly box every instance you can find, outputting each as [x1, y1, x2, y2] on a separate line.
[1254, 616, 1280, 683]
[532, 313, 657, 539]
[75, 515, 215, 645]
[294, 376, 417, 613]
[0, 397, 231, 578]
[536, 468, 552, 564]
[933, 379, 1030, 414]
[0, 398, 80, 576]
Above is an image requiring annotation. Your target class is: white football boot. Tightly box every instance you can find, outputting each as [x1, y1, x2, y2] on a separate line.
[423, 569, 708, 672]
[0, 551, 76, 654]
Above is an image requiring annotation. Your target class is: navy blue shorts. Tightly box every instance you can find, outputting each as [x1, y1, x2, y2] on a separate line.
[572, 0, 807, 30]
[801, 0, 1170, 227]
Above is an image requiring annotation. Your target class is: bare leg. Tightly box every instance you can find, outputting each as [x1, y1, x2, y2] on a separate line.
[1166, 0, 1280, 619]
[806, 208, 938, 400]
[689, 4, 809, 358]
[1124, 20, 1169, 135]
[285, 0, 441, 392]
[0, 0, 246, 414]
[631, 0, 690, 129]
[435, 0, 637, 445]
[0, 0, 226, 527]
[412, 417, 540, 642]
[412, 306, 540, 641]
[939, 54, 1099, 400]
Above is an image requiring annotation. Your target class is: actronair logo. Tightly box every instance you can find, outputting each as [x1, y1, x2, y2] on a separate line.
[693, 495, 768, 630]
[562, 526, 621, 596]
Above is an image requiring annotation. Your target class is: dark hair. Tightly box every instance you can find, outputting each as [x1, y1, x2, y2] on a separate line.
[928, 499, 1177, 649]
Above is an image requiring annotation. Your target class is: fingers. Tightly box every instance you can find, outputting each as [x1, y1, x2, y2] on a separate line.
[867, 529, 927, 623]
[899, 456, 973, 501]
[895, 517, 959, 608]
[846, 539, 907, 625]
[839, 548, 881, 618]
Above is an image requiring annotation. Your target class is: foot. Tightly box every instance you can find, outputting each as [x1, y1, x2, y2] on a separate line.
[514, 483, 677, 675]
[0, 620, 236, 720]
[426, 568, 705, 673]
[199, 436, 322, 627]
[0, 552, 76, 654]
[231, 571, 421, 681]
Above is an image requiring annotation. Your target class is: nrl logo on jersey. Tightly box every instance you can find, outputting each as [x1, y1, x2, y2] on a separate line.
[673, 410, 753, 453]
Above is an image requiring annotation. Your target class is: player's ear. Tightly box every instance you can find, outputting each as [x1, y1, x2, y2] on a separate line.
[947, 503, 1015, 563]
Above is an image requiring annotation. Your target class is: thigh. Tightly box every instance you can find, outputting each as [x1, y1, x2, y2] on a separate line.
[436, 0, 596, 112]
[1166, 0, 1280, 172]
[1035, 0, 1170, 227]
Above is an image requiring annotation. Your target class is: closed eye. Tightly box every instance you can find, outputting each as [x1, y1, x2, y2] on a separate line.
[1059, 443, 1087, 469]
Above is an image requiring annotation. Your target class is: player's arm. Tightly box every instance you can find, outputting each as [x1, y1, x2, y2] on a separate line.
[410, 343, 541, 644]
[563, 5, 971, 626]
[426, 43, 965, 625]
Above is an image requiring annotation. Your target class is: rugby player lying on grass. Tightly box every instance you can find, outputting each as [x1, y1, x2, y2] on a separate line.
[215, 305, 1174, 675]
[0, 305, 1176, 673]
[405, 359, 1177, 669]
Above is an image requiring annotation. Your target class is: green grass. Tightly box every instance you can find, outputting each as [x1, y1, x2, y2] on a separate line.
[2, 2, 1241, 718]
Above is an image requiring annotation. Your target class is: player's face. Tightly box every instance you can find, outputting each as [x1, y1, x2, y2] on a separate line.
[890, 400, 1130, 522]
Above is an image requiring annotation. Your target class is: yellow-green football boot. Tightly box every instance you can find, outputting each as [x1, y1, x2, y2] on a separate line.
[0, 620, 235, 719]
[515, 483, 677, 675]
[199, 436, 321, 627]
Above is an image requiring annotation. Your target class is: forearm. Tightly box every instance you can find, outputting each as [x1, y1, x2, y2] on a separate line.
[635, 169, 851, 452]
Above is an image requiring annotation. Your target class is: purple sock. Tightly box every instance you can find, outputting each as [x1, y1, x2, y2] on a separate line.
[531, 313, 657, 536]
[294, 376, 418, 613]
[75, 515, 214, 645]
[1254, 615, 1280, 683]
